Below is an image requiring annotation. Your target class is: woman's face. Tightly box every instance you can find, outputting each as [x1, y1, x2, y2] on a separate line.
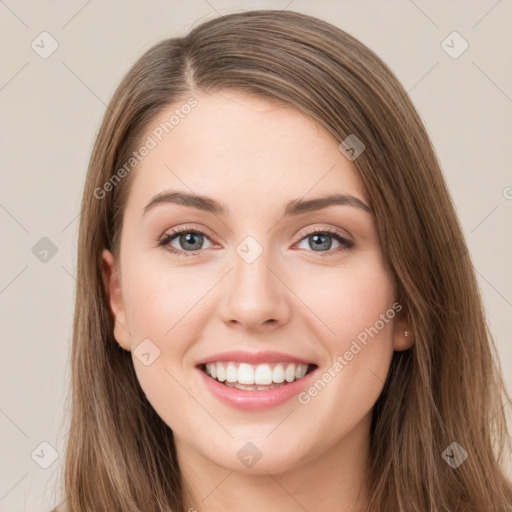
[102, 90, 412, 475]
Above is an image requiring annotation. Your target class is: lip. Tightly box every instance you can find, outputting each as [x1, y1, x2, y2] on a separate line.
[196, 363, 318, 411]
[196, 350, 315, 366]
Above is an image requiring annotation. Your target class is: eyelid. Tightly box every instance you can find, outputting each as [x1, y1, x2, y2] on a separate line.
[157, 223, 218, 250]
[158, 223, 354, 256]
[161, 223, 217, 241]
[161, 223, 352, 242]
[296, 224, 353, 243]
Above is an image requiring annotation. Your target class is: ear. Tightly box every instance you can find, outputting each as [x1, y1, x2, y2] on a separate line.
[392, 308, 414, 352]
[101, 249, 131, 351]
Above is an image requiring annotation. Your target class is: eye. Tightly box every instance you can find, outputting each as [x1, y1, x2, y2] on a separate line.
[157, 225, 354, 257]
[157, 225, 214, 257]
[294, 226, 354, 254]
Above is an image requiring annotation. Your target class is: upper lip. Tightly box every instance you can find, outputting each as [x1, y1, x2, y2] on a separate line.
[196, 350, 316, 367]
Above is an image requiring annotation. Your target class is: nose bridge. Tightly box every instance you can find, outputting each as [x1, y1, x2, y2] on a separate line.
[232, 234, 277, 298]
[219, 233, 289, 328]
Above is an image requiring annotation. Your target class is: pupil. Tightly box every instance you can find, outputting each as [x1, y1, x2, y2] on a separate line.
[311, 234, 331, 251]
[182, 232, 202, 250]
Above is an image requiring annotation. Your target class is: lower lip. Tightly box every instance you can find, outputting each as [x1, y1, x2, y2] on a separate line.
[196, 366, 317, 411]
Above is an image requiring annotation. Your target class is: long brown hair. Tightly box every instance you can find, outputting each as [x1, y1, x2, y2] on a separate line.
[55, 9, 512, 512]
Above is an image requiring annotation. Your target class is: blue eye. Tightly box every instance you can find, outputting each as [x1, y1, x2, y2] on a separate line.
[158, 225, 354, 257]
[296, 227, 354, 253]
[157, 227, 214, 256]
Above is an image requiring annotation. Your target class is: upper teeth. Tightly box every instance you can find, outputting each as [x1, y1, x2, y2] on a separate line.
[205, 362, 309, 385]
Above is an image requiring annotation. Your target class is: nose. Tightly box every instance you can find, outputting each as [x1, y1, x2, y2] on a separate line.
[217, 244, 291, 332]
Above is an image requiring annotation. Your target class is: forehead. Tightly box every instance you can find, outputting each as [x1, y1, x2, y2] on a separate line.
[125, 90, 369, 216]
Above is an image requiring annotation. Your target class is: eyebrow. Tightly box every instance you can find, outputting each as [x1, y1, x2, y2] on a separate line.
[142, 190, 372, 217]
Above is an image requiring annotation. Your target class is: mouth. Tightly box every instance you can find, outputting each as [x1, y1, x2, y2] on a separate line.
[197, 361, 318, 391]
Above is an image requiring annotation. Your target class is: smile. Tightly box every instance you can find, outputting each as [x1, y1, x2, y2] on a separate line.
[201, 361, 315, 390]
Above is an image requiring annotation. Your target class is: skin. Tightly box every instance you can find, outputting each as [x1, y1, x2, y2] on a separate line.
[101, 90, 414, 512]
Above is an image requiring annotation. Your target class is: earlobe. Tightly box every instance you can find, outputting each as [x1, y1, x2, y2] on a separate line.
[101, 249, 131, 351]
[392, 310, 415, 352]
[394, 328, 414, 351]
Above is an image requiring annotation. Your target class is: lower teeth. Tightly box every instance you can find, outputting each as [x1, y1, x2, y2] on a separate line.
[221, 380, 291, 391]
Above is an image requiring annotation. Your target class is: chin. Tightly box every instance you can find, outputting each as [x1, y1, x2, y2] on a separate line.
[202, 439, 314, 476]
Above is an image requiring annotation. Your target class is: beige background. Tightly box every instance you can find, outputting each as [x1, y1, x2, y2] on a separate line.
[0, 1, 511, 510]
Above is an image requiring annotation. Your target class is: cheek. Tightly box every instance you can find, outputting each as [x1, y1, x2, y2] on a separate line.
[117, 248, 397, 469]
[294, 255, 396, 348]
[123, 249, 396, 370]
[295, 256, 396, 423]
[120, 260, 206, 422]
[122, 256, 209, 344]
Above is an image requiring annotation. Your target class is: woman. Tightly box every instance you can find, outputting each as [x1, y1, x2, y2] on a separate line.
[53, 9, 512, 512]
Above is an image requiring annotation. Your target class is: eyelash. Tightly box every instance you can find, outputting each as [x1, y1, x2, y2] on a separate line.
[157, 224, 354, 258]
